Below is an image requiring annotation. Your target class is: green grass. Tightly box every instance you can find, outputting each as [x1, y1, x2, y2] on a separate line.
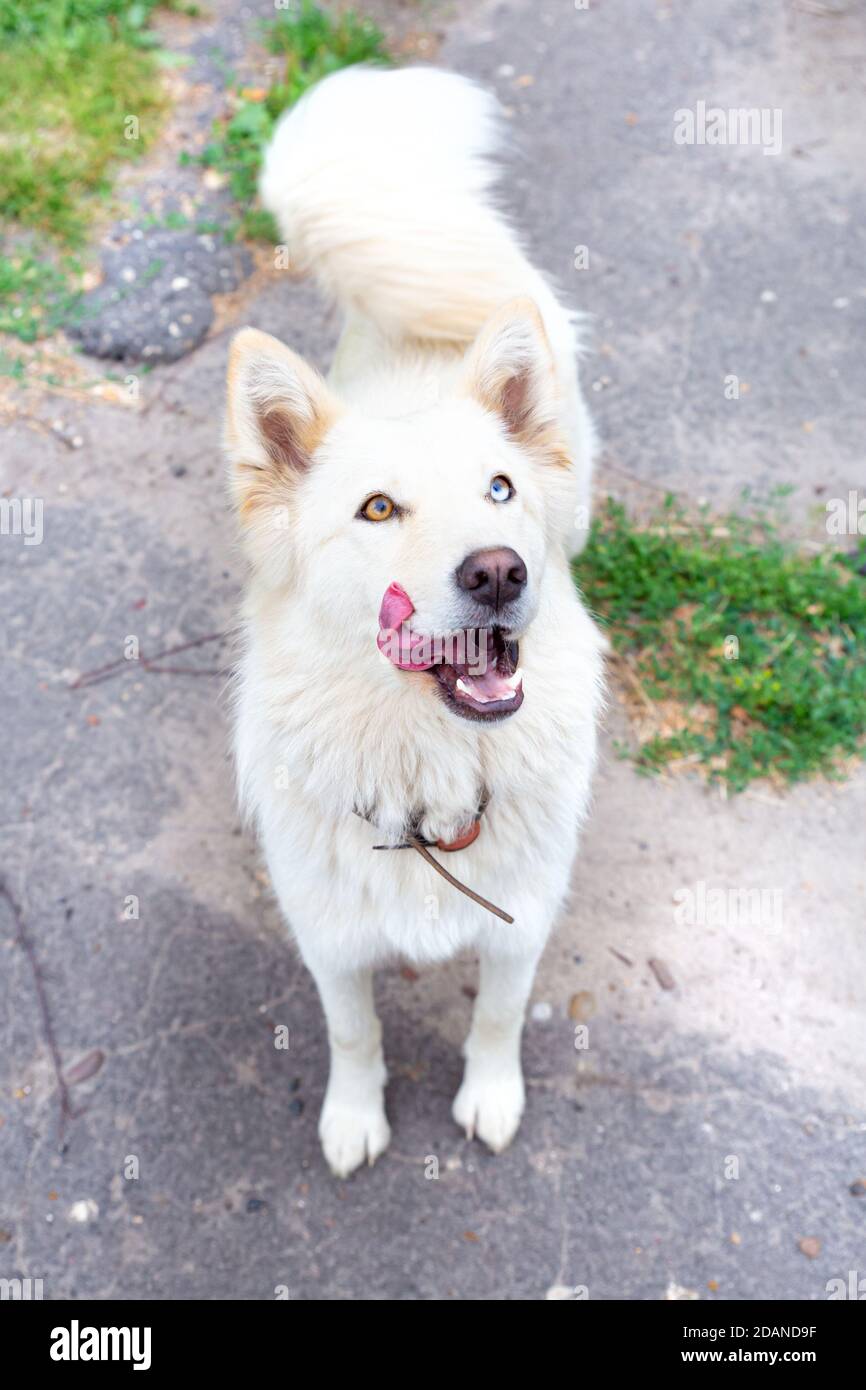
[188, 1, 390, 241]
[574, 496, 866, 791]
[0, 2, 389, 344]
[0, 2, 195, 344]
[0, 1, 173, 247]
[0, 252, 85, 342]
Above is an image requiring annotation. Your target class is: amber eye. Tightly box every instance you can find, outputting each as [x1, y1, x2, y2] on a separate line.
[361, 494, 395, 522]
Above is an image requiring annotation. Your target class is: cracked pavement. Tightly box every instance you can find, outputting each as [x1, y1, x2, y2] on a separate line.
[1, 0, 864, 1300]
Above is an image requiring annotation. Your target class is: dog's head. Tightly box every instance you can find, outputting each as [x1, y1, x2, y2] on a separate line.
[225, 298, 578, 723]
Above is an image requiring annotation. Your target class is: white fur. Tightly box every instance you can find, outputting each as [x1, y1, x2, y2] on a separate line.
[227, 66, 604, 1177]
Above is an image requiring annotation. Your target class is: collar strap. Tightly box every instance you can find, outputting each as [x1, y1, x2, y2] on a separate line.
[403, 833, 513, 924]
[354, 793, 513, 924]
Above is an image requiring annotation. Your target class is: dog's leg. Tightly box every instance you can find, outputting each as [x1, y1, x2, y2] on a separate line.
[307, 958, 390, 1178]
[452, 943, 543, 1153]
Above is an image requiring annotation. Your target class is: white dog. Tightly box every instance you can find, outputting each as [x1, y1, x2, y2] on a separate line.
[224, 66, 604, 1177]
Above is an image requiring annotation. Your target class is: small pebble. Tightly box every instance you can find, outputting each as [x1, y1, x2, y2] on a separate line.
[648, 957, 676, 991]
[68, 1199, 99, 1224]
[531, 1001, 553, 1022]
[568, 990, 596, 1021]
[665, 1281, 699, 1300]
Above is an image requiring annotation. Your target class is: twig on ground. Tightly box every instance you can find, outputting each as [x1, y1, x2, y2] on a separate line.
[0, 879, 79, 1148]
[69, 631, 228, 691]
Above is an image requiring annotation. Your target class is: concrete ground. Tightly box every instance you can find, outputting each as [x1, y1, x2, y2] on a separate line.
[2, 0, 864, 1301]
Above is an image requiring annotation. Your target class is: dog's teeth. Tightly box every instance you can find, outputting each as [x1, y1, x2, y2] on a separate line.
[457, 673, 520, 704]
[505, 668, 523, 689]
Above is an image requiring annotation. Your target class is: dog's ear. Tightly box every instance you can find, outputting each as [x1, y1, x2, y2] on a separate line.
[225, 327, 341, 510]
[460, 298, 566, 463]
[225, 328, 342, 583]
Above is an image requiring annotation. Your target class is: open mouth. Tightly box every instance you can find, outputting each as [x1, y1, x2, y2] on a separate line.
[377, 582, 524, 722]
[429, 627, 523, 722]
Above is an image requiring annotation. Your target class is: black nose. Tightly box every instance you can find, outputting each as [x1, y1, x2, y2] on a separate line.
[455, 547, 527, 610]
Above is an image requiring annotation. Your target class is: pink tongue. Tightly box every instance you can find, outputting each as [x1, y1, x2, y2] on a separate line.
[376, 582, 520, 699]
[377, 582, 436, 671]
[459, 667, 518, 702]
[378, 581, 414, 631]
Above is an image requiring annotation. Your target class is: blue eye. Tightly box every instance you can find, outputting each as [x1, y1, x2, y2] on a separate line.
[489, 475, 513, 503]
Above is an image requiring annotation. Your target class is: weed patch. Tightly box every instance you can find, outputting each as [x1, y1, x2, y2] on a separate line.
[188, 2, 390, 242]
[0, 0, 174, 246]
[574, 497, 866, 791]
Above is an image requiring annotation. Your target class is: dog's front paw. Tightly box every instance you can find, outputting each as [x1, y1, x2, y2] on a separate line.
[452, 1066, 525, 1154]
[319, 1097, 391, 1179]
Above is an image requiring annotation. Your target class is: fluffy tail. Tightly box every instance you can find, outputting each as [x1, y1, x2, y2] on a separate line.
[260, 65, 564, 347]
